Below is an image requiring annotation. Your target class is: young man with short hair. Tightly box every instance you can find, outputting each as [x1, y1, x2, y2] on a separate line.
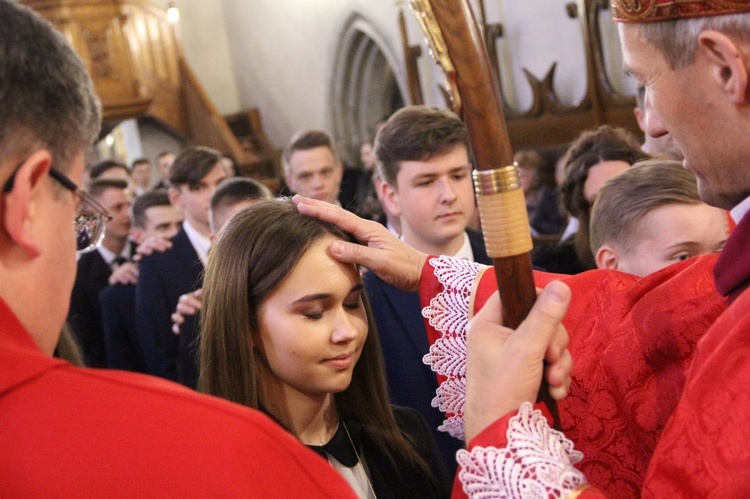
[591, 160, 729, 276]
[130, 157, 152, 196]
[376, 106, 480, 258]
[282, 129, 344, 206]
[68, 178, 133, 367]
[365, 105, 491, 477]
[154, 151, 175, 189]
[136, 146, 227, 382]
[100, 190, 183, 372]
[175, 176, 273, 388]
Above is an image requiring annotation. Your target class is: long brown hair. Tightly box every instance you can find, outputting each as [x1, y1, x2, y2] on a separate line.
[199, 198, 430, 476]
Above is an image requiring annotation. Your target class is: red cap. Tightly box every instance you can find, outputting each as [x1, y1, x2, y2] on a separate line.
[612, 0, 750, 23]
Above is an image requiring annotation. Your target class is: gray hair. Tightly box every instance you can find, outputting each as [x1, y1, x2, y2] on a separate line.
[0, 0, 101, 173]
[635, 13, 750, 69]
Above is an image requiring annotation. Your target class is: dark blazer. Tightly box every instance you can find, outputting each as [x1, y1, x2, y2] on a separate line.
[135, 229, 203, 382]
[68, 249, 111, 367]
[176, 313, 200, 389]
[529, 185, 566, 236]
[99, 283, 146, 373]
[363, 230, 490, 478]
[68, 243, 136, 367]
[307, 406, 451, 499]
[365, 406, 451, 498]
[531, 234, 593, 275]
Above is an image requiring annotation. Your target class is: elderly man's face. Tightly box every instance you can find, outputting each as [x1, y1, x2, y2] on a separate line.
[619, 23, 750, 209]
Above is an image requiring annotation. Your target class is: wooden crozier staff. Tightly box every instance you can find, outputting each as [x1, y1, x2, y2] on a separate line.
[408, 0, 560, 426]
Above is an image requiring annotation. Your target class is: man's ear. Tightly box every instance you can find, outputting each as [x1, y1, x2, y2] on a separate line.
[167, 186, 182, 208]
[378, 180, 402, 218]
[595, 245, 620, 271]
[283, 172, 295, 194]
[130, 227, 145, 245]
[698, 30, 749, 104]
[2, 151, 54, 257]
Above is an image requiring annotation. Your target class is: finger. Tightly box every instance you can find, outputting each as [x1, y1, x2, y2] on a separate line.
[178, 304, 196, 315]
[295, 195, 380, 242]
[545, 323, 570, 364]
[185, 297, 202, 310]
[516, 281, 570, 350]
[328, 240, 374, 266]
[546, 348, 573, 400]
[467, 292, 503, 330]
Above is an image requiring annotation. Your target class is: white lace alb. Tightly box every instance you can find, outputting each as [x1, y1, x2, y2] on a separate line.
[456, 402, 586, 498]
[422, 255, 482, 440]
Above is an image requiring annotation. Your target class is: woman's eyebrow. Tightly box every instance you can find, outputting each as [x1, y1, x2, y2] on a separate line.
[292, 284, 364, 305]
[292, 293, 331, 304]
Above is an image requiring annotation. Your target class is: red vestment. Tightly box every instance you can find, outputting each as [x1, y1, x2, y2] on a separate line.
[0, 298, 354, 497]
[420, 253, 725, 497]
[640, 208, 750, 496]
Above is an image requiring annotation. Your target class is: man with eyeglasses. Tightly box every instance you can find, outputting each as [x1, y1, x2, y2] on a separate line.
[0, 2, 353, 495]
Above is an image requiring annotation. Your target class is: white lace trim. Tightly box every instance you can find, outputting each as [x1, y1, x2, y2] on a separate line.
[421, 255, 482, 440]
[456, 402, 586, 498]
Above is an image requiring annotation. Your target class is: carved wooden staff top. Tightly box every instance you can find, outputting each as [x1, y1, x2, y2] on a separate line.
[409, 0, 560, 426]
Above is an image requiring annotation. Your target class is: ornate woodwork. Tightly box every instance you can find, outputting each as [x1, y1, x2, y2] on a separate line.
[400, 0, 640, 150]
[22, 0, 265, 175]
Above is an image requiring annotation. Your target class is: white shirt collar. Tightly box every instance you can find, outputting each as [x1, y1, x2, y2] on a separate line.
[182, 220, 211, 266]
[561, 217, 579, 241]
[399, 231, 475, 261]
[386, 220, 400, 237]
[730, 195, 750, 223]
[97, 243, 131, 267]
[452, 232, 475, 262]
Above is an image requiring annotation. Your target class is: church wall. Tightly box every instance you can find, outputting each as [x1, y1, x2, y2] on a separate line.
[152, 0, 243, 115]
[171, 0, 636, 159]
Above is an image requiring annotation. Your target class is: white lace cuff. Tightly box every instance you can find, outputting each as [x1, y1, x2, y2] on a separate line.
[422, 255, 483, 440]
[457, 402, 586, 498]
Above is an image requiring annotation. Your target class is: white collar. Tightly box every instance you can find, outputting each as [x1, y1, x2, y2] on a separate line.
[182, 220, 211, 266]
[399, 232, 474, 261]
[386, 220, 400, 237]
[561, 217, 579, 241]
[730, 195, 750, 223]
[452, 232, 475, 262]
[97, 243, 130, 267]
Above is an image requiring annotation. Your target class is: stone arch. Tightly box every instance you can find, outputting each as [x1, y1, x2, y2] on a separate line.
[330, 13, 405, 166]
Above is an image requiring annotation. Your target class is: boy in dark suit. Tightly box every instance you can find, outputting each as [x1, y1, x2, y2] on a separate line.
[68, 178, 133, 367]
[99, 190, 182, 372]
[135, 147, 227, 381]
[366, 105, 491, 476]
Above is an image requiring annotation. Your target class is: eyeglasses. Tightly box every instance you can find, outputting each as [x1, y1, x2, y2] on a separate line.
[2, 162, 112, 255]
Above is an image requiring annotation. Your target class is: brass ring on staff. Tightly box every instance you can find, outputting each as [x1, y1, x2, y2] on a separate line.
[472, 164, 533, 258]
[473, 164, 521, 195]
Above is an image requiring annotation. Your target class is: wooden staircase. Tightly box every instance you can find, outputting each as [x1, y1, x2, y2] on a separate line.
[22, 0, 277, 179]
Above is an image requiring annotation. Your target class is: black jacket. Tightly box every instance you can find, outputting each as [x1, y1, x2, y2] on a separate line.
[308, 406, 451, 499]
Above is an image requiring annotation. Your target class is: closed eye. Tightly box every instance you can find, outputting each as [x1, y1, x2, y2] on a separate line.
[303, 310, 324, 320]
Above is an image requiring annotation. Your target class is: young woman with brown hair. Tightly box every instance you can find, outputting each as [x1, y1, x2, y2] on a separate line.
[199, 199, 450, 498]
